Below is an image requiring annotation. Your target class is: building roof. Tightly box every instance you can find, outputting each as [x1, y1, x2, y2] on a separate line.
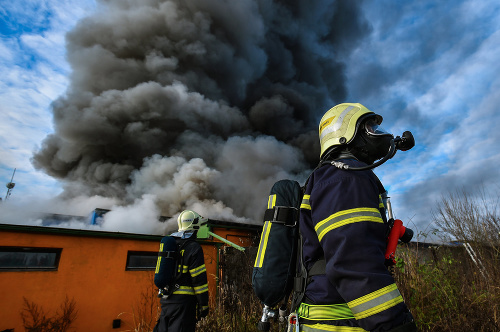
[0, 216, 262, 242]
[0, 222, 164, 241]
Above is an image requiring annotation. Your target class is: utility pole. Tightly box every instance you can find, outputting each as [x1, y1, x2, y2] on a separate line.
[5, 168, 16, 201]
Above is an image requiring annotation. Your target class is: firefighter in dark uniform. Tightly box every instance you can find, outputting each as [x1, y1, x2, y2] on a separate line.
[297, 103, 417, 331]
[155, 210, 209, 332]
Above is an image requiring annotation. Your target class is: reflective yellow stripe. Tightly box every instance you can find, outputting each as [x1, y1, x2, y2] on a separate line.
[347, 284, 403, 320]
[378, 195, 384, 209]
[315, 208, 383, 242]
[172, 286, 195, 295]
[254, 221, 271, 267]
[194, 284, 208, 294]
[301, 195, 311, 210]
[268, 194, 276, 209]
[254, 194, 276, 268]
[177, 265, 189, 273]
[297, 303, 354, 320]
[155, 243, 163, 274]
[190, 264, 206, 277]
[300, 323, 367, 331]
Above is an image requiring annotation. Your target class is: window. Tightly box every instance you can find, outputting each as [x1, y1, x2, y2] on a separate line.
[126, 251, 158, 270]
[0, 247, 62, 271]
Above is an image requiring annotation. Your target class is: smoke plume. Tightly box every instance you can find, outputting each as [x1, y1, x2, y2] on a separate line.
[31, 0, 370, 230]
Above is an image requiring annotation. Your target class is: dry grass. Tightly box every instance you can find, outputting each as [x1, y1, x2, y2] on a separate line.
[130, 241, 499, 332]
[20, 296, 77, 332]
[197, 246, 284, 332]
[396, 186, 500, 332]
[118, 274, 161, 332]
[132, 188, 500, 331]
[394, 243, 499, 331]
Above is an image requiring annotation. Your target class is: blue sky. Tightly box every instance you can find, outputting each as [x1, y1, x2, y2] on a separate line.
[1, 0, 499, 239]
[0, 0, 95, 197]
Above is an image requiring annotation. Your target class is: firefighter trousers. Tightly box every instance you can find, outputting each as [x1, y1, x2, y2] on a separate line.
[154, 296, 197, 332]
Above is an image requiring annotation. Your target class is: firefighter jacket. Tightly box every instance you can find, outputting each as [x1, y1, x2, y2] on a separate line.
[298, 158, 414, 332]
[161, 238, 209, 314]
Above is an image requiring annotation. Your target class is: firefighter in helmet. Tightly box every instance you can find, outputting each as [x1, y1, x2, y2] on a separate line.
[297, 103, 417, 331]
[154, 210, 209, 332]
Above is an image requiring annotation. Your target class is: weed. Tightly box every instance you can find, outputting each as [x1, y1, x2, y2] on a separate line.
[20, 296, 77, 332]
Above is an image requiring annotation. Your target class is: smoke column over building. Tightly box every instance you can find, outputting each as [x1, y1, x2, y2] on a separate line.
[31, 0, 370, 229]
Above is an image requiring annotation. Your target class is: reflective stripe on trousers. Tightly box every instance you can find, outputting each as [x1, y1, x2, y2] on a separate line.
[297, 303, 354, 321]
[300, 323, 367, 332]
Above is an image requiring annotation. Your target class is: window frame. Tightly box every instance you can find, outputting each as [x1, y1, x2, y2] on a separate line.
[125, 250, 158, 271]
[0, 246, 62, 271]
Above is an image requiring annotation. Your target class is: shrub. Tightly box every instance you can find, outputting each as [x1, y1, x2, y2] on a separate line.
[20, 296, 77, 332]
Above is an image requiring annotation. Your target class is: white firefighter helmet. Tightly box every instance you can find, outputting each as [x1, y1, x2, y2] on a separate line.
[318, 103, 383, 158]
[177, 210, 208, 232]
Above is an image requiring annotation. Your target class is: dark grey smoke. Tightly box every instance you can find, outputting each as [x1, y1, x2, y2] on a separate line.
[32, 0, 370, 222]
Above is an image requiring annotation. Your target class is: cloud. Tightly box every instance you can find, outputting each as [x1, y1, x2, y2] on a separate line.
[358, 1, 500, 239]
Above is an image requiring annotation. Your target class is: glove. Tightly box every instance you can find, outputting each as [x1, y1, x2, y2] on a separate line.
[197, 307, 209, 320]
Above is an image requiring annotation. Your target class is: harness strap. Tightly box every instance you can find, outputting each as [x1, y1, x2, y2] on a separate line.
[158, 251, 176, 259]
[308, 258, 326, 276]
[263, 206, 299, 226]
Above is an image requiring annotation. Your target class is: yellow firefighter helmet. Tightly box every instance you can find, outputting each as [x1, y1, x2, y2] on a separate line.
[318, 103, 383, 158]
[177, 210, 208, 232]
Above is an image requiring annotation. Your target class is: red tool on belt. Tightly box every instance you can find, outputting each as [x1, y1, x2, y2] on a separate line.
[384, 197, 414, 266]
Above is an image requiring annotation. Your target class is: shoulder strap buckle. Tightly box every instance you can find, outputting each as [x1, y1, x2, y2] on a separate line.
[264, 206, 299, 227]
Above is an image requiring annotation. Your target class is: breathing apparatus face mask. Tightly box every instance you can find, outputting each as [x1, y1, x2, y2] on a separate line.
[350, 118, 393, 164]
[327, 113, 415, 171]
[364, 118, 392, 137]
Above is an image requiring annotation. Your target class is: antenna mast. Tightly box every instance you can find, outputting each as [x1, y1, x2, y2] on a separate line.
[5, 168, 16, 201]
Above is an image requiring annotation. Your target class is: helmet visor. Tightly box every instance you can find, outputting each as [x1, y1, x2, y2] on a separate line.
[364, 118, 393, 137]
[171, 230, 196, 239]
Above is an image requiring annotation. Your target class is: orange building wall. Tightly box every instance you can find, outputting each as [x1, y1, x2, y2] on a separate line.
[0, 225, 256, 332]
